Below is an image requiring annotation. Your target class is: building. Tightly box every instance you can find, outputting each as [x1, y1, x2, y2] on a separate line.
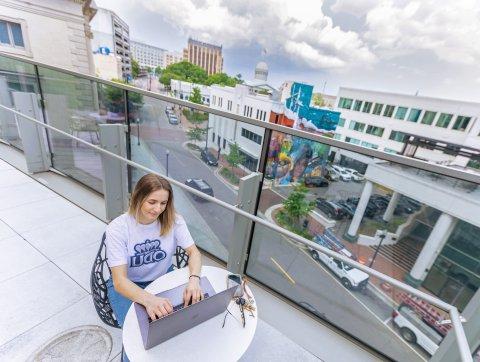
[333, 87, 480, 168]
[90, 7, 131, 80]
[130, 40, 166, 69]
[183, 38, 223, 75]
[170, 80, 210, 104]
[163, 51, 183, 68]
[92, 52, 122, 80]
[0, 0, 96, 75]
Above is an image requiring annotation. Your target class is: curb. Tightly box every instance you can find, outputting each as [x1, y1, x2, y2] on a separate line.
[214, 166, 239, 191]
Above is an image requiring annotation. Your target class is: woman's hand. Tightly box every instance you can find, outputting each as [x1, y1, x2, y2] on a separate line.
[183, 277, 203, 307]
[143, 294, 173, 321]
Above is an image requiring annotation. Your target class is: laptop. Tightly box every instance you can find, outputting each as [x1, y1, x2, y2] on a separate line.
[134, 276, 238, 350]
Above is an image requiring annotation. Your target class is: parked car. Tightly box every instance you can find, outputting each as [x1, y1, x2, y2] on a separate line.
[200, 148, 218, 166]
[343, 168, 365, 182]
[336, 200, 356, 219]
[346, 197, 378, 218]
[308, 233, 369, 290]
[304, 175, 329, 187]
[324, 167, 339, 181]
[184, 178, 214, 201]
[168, 114, 179, 125]
[316, 198, 345, 220]
[392, 304, 442, 355]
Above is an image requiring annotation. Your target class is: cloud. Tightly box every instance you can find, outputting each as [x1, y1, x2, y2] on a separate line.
[136, 0, 376, 70]
[330, 0, 378, 16]
[364, 0, 480, 65]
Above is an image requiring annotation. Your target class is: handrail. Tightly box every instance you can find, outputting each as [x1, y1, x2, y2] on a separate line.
[0, 104, 472, 361]
[1, 51, 479, 185]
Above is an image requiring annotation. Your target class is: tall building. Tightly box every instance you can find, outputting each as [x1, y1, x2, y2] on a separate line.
[183, 38, 223, 75]
[333, 87, 480, 168]
[131, 40, 166, 69]
[90, 7, 131, 80]
[0, 0, 97, 75]
[163, 51, 183, 68]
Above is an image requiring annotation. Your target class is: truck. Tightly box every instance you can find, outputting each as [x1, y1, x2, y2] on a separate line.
[308, 229, 369, 290]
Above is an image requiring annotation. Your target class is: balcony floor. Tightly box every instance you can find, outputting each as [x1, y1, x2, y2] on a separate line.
[0, 145, 381, 362]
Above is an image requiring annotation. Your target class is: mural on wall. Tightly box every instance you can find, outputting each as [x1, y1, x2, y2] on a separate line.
[266, 131, 330, 184]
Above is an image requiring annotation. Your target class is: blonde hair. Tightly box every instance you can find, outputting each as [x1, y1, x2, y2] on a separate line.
[128, 174, 175, 236]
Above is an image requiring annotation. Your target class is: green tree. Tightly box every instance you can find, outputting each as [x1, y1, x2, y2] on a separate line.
[225, 142, 246, 173]
[312, 93, 326, 107]
[159, 61, 208, 86]
[189, 87, 203, 104]
[154, 66, 163, 75]
[186, 127, 206, 142]
[281, 185, 315, 227]
[131, 58, 140, 79]
[205, 73, 240, 87]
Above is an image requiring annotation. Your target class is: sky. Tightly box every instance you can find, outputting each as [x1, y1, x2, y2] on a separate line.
[95, 0, 480, 102]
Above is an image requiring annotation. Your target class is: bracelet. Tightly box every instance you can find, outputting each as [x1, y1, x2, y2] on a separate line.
[189, 274, 201, 280]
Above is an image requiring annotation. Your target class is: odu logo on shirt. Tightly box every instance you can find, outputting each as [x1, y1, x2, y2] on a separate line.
[130, 239, 166, 267]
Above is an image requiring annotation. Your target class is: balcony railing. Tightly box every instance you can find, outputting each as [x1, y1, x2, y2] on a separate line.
[0, 52, 479, 362]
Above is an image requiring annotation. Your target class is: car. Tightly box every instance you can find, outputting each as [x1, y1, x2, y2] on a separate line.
[168, 114, 179, 125]
[392, 304, 442, 355]
[200, 148, 218, 166]
[324, 167, 339, 181]
[315, 198, 345, 220]
[304, 175, 329, 187]
[343, 168, 365, 182]
[336, 200, 356, 218]
[184, 178, 214, 201]
[346, 197, 378, 218]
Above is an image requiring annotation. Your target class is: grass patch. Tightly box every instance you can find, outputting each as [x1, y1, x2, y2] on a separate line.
[182, 109, 209, 122]
[359, 215, 407, 236]
[220, 167, 240, 185]
[187, 143, 201, 151]
[275, 210, 313, 240]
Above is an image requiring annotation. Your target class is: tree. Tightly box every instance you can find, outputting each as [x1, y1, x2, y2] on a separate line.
[312, 93, 326, 107]
[281, 185, 315, 227]
[225, 142, 246, 173]
[205, 73, 240, 87]
[159, 61, 208, 86]
[186, 127, 206, 142]
[131, 58, 140, 79]
[189, 87, 203, 104]
[154, 66, 163, 76]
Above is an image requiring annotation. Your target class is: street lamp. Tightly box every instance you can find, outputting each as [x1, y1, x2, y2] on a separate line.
[166, 150, 170, 177]
[369, 229, 387, 268]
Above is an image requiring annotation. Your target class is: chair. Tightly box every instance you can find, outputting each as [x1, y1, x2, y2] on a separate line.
[90, 232, 189, 329]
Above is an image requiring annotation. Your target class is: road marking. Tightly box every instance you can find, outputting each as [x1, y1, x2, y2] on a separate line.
[270, 257, 296, 284]
[383, 316, 392, 325]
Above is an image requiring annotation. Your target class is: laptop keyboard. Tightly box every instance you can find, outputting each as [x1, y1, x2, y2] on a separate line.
[149, 293, 209, 322]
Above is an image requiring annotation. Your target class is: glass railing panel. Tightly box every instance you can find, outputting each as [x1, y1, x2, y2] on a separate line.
[248, 129, 479, 360]
[37, 67, 127, 193]
[127, 92, 265, 261]
[0, 54, 41, 150]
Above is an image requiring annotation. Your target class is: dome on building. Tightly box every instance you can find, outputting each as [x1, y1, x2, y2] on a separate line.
[254, 61, 268, 81]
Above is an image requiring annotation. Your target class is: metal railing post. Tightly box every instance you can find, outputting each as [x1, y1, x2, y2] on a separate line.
[227, 172, 262, 274]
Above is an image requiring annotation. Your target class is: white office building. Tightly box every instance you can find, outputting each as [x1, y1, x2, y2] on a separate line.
[333, 87, 480, 168]
[131, 40, 166, 69]
[90, 7, 131, 79]
[170, 80, 210, 104]
[0, 0, 96, 75]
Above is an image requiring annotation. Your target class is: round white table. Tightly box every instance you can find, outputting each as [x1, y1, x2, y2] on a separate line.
[123, 266, 257, 361]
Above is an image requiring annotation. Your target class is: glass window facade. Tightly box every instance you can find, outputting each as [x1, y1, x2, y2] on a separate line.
[338, 117, 345, 127]
[361, 141, 378, 149]
[421, 111, 437, 125]
[394, 107, 408, 120]
[362, 101, 373, 113]
[338, 97, 353, 109]
[389, 130, 408, 142]
[452, 116, 471, 131]
[353, 100, 362, 111]
[241, 127, 262, 144]
[372, 103, 384, 115]
[366, 125, 384, 137]
[383, 105, 395, 117]
[345, 136, 360, 144]
[407, 108, 422, 122]
[348, 120, 365, 132]
[436, 113, 453, 128]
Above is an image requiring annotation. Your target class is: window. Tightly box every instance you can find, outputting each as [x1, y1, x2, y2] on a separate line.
[394, 107, 408, 120]
[384, 148, 398, 154]
[333, 134, 342, 140]
[256, 109, 259, 119]
[452, 116, 471, 131]
[353, 100, 362, 111]
[241, 128, 262, 144]
[338, 97, 353, 109]
[345, 137, 361, 145]
[383, 105, 395, 117]
[348, 120, 366, 132]
[421, 111, 436, 125]
[436, 113, 453, 128]
[212, 132, 215, 142]
[372, 103, 384, 115]
[407, 108, 422, 122]
[337, 117, 345, 127]
[389, 130, 408, 142]
[223, 138, 226, 149]
[0, 20, 24, 47]
[362, 102, 373, 113]
[366, 125, 384, 137]
[361, 141, 378, 149]
[212, 95, 216, 105]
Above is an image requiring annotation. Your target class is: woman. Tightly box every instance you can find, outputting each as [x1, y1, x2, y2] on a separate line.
[106, 173, 203, 327]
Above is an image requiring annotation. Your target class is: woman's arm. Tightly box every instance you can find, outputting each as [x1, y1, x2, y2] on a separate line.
[182, 244, 203, 306]
[111, 265, 173, 320]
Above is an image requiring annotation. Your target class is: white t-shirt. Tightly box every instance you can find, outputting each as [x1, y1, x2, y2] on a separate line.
[105, 213, 194, 282]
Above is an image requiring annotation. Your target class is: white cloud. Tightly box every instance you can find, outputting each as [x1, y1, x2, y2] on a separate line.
[136, 0, 376, 70]
[364, 0, 480, 65]
[330, 0, 378, 16]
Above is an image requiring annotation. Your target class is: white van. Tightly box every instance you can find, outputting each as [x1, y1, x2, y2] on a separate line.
[309, 235, 369, 290]
[392, 304, 443, 355]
